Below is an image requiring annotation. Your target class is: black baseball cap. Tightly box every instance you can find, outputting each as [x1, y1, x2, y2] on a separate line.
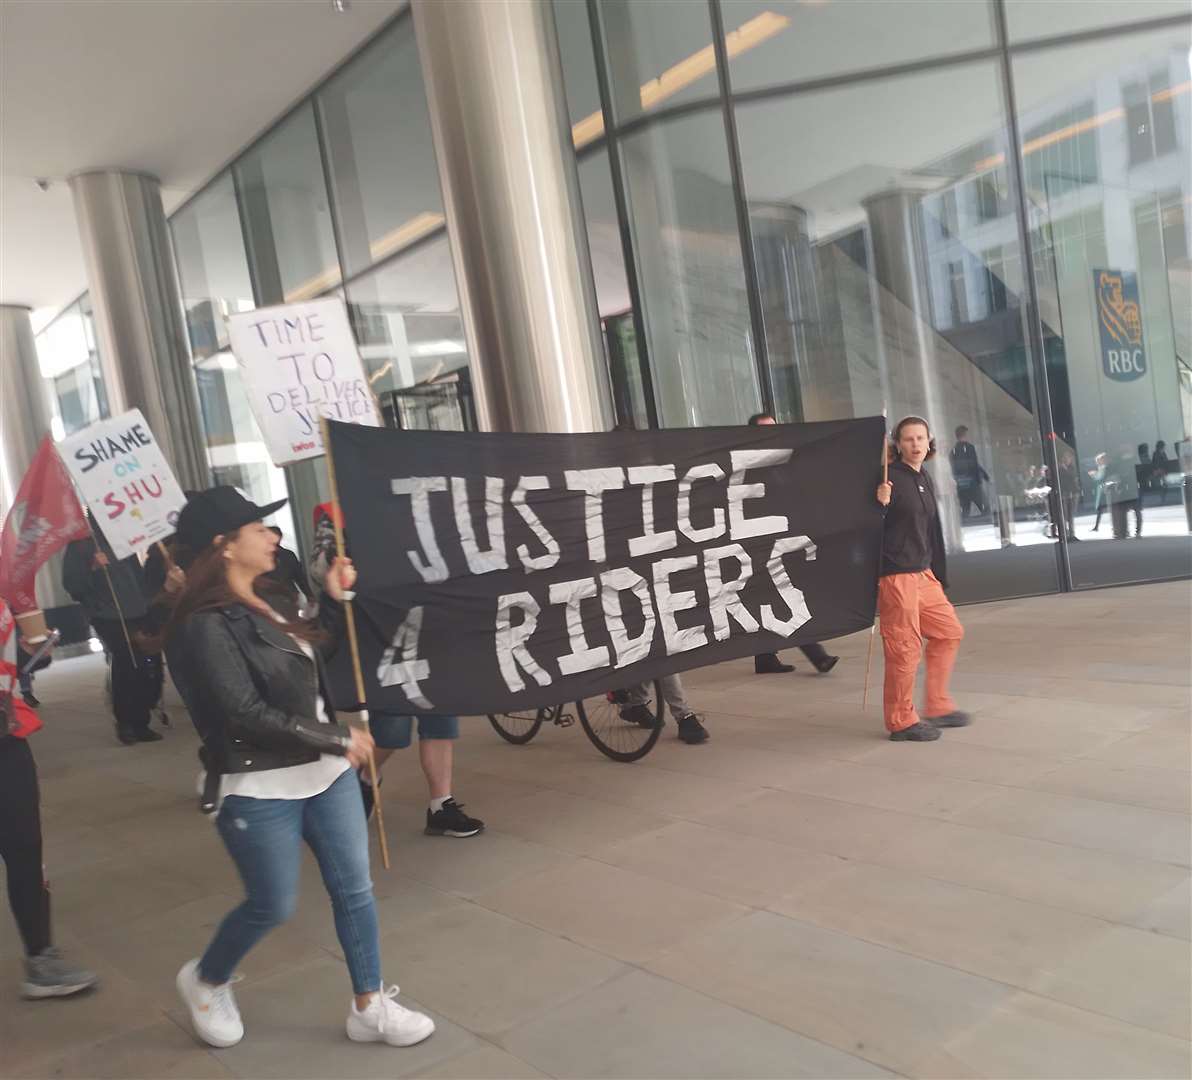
[175, 486, 288, 551]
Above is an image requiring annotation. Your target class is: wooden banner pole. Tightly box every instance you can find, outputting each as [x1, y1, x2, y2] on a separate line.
[863, 408, 889, 711]
[319, 416, 390, 870]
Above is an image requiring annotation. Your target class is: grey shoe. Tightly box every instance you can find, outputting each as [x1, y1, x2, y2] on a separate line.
[888, 721, 940, 742]
[22, 947, 99, 999]
[926, 711, 972, 728]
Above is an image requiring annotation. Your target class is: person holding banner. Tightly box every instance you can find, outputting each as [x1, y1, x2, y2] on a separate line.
[1, 596, 100, 999]
[746, 413, 840, 677]
[875, 417, 970, 742]
[63, 518, 162, 745]
[310, 503, 485, 837]
[156, 487, 434, 1051]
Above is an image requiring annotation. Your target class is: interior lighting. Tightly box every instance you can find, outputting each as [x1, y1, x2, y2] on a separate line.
[570, 10, 791, 150]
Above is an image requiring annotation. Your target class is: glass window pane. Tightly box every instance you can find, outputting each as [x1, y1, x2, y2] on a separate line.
[738, 61, 1061, 602]
[317, 21, 447, 279]
[235, 103, 341, 303]
[620, 109, 762, 427]
[345, 237, 474, 431]
[595, 0, 721, 125]
[1005, 0, 1190, 44]
[1013, 26, 1191, 587]
[722, 0, 995, 92]
[171, 174, 295, 542]
[38, 297, 109, 437]
[554, 0, 605, 149]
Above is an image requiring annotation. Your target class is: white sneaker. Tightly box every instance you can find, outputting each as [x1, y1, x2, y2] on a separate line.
[176, 958, 244, 1048]
[346, 984, 435, 1047]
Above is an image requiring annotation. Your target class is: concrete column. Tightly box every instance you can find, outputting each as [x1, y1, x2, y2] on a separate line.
[69, 169, 209, 491]
[412, 0, 610, 433]
[0, 305, 70, 610]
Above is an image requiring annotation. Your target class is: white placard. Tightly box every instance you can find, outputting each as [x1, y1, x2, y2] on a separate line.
[57, 409, 188, 560]
[227, 298, 381, 466]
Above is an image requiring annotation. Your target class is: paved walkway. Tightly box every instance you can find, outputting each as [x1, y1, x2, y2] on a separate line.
[2, 582, 1190, 1079]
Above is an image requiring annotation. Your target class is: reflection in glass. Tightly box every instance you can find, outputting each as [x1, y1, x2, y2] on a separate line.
[619, 110, 762, 428]
[37, 296, 109, 437]
[554, 0, 603, 145]
[1004, 0, 1190, 44]
[317, 21, 447, 279]
[235, 104, 341, 304]
[1013, 26, 1191, 585]
[170, 175, 294, 541]
[736, 61, 1060, 601]
[344, 238, 472, 431]
[721, 0, 995, 92]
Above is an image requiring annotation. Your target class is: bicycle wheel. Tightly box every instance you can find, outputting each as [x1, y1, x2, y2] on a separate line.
[576, 681, 664, 762]
[487, 709, 546, 744]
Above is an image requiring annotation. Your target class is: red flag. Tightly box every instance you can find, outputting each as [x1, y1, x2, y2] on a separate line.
[0, 436, 90, 613]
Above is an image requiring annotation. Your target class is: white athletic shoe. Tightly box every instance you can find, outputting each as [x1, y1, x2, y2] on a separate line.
[346, 984, 435, 1047]
[176, 958, 244, 1048]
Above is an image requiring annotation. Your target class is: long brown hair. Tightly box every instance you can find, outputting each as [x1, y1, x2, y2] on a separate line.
[143, 529, 323, 652]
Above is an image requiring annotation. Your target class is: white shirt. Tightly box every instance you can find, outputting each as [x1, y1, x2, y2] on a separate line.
[205, 615, 349, 805]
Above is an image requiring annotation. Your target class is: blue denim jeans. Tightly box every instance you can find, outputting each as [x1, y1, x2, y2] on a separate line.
[199, 769, 380, 994]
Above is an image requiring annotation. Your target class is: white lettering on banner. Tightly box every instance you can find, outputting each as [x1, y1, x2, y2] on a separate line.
[678, 463, 727, 543]
[452, 476, 508, 574]
[652, 555, 709, 655]
[600, 567, 657, 667]
[564, 467, 625, 562]
[761, 535, 816, 635]
[391, 478, 450, 582]
[548, 578, 610, 675]
[627, 465, 678, 557]
[377, 606, 432, 708]
[704, 543, 760, 640]
[512, 476, 560, 571]
[495, 592, 553, 692]
[728, 449, 792, 540]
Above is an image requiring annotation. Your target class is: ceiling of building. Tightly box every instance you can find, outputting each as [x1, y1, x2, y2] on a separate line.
[0, 0, 403, 329]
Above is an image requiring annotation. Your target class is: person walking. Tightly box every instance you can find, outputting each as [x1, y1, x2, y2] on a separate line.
[874, 416, 971, 742]
[948, 425, 990, 519]
[620, 673, 710, 745]
[63, 518, 161, 744]
[746, 412, 840, 676]
[1, 596, 99, 999]
[1088, 452, 1108, 531]
[158, 487, 434, 1050]
[309, 502, 485, 837]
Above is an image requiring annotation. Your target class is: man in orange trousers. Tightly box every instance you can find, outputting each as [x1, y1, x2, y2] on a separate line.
[874, 417, 971, 742]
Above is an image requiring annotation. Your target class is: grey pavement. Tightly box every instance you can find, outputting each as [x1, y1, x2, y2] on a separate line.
[2, 582, 1189, 1079]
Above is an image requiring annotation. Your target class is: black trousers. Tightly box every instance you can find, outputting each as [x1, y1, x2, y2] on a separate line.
[957, 485, 988, 518]
[1111, 499, 1143, 539]
[92, 618, 155, 736]
[0, 737, 51, 957]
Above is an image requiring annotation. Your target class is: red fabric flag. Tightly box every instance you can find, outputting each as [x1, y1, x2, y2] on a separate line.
[0, 436, 90, 613]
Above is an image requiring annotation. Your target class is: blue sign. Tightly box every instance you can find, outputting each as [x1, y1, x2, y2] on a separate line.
[1093, 268, 1146, 382]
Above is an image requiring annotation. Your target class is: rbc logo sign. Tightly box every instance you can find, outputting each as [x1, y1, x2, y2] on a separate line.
[1094, 269, 1147, 382]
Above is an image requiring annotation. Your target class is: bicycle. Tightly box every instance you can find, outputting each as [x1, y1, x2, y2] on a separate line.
[487, 681, 664, 763]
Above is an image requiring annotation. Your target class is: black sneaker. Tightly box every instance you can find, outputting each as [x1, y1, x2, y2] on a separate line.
[889, 721, 940, 742]
[135, 728, 164, 742]
[813, 655, 840, 674]
[425, 799, 484, 838]
[926, 711, 972, 728]
[620, 703, 658, 728]
[21, 691, 41, 708]
[676, 713, 709, 744]
[754, 653, 794, 674]
[116, 726, 138, 746]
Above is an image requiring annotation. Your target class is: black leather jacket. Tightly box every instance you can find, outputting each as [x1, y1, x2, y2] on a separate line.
[166, 596, 353, 812]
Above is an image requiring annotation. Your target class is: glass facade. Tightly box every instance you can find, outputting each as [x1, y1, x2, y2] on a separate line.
[559, 0, 1191, 602]
[34, 1, 1190, 604]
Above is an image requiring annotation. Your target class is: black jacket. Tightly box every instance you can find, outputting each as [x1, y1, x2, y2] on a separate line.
[881, 460, 948, 589]
[63, 536, 150, 622]
[166, 595, 353, 812]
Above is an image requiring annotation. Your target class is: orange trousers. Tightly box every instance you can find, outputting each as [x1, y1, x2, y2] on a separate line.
[878, 570, 964, 733]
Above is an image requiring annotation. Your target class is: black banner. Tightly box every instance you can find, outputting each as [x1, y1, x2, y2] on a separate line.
[327, 416, 884, 716]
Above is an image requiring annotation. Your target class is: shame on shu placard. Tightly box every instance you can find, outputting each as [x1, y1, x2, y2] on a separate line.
[227, 298, 380, 466]
[57, 409, 188, 560]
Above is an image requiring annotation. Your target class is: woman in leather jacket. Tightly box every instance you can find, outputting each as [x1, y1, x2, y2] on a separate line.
[156, 486, 434, 1052]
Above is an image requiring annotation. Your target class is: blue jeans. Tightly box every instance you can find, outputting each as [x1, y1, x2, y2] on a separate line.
[199, 769, 380, 994]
